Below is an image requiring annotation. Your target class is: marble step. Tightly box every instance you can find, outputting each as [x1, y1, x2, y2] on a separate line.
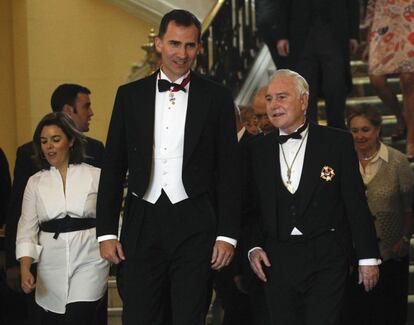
[108, 307, 122, 325]
[108, 277, 122, 308]
[317, 94, 403, 123]
[351, 76, 401, 98]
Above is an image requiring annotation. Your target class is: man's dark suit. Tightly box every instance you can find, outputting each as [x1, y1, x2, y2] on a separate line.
[0, 148, 11, 228]
[274, 0, 359, 128]
[246, 123, 379, 325]
[96, 70, 240, 324]
[4, 137, 105, 324]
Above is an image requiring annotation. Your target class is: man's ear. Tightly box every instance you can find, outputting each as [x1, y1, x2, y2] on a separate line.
[62, 104, 74, 116]
[154, 36, 162, 53]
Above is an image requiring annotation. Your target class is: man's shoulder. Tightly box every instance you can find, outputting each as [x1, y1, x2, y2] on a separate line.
[310, 123, 351, 143]
[191, 71, 231, 94]
[17, 141, 34, 156]
[117, 72, 157, 93]
[85, 136, 104, 148]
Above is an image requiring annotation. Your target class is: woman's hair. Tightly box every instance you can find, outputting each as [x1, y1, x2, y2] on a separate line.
[346, 104, 382, 128]
[32, 112, 86, 170]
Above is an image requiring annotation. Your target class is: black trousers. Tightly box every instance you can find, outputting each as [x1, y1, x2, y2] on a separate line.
[295, 22, 348, 129]
[35, 299, 102, 325]
[264, 232, 348, 325]
[120, 192, 216, 325]
[341, 256, 409, 325]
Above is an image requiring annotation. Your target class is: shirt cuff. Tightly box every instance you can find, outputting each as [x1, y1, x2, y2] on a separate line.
[216, 236, 237, 248]
[16, 242, 43, 263]
[247, 247, 263, 262]
[358, 258, 381, 266]
[98, 234, 118, 243]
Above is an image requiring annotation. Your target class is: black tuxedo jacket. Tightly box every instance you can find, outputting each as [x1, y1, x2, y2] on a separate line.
[96, 71, 240, 243]
[97, 72, 240, 243]
[5, 137, 104, 268]
[0, 148, 11, 227]
[245, 123, 379, 261]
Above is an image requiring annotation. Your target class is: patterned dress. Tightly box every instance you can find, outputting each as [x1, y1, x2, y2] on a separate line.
[366, 0, 414, 75]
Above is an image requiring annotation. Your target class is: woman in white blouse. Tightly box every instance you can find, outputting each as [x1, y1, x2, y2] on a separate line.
[16, 112, 109, 325]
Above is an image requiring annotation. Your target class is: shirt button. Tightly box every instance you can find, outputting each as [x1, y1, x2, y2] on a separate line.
[165, 126, 169, 130]
[162, 171, 167, 175]
[164, 147, 167, 150]
[163, 160, 167, 164]
[163, 183, 168, 187]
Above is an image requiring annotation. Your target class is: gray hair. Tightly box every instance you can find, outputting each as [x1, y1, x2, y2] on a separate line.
[269, 69, 309, 97]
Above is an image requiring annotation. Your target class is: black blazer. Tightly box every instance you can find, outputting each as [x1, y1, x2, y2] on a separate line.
[274, 0, 360, 92]
[96, 71, 240, 241]
[245, 123, 379, 261]
[5, 137, 104, 268]
[0, 148, 11, 227]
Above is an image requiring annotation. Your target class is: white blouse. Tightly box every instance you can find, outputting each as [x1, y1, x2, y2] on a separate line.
[16, 163, 109, 314]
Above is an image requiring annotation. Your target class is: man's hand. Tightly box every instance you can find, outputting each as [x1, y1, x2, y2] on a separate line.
[391, 237, 410, 257]
[99, 239, 125, 264]
[249, 248, 271, 282]
[349, 38, 359, 55]
[277, 39, 290, 57]
[358, 265, 379, 292]
[6, 266, 22, 293]
[211, 240, 234, 270]
[233, 275, 248, 294]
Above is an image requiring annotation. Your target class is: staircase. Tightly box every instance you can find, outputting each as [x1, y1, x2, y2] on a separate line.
[108, 276, 122, 325]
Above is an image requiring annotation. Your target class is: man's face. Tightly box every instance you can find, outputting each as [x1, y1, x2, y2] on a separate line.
[65, 93, 93, 132]
[265, 76, 308, 134]
[155, 21, 201, 82]
[253, 91, 275, 135]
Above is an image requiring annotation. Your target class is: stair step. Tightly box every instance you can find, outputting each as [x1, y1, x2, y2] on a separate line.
[351, 77, 401, 97]
[108, 276, 122, 308]
[108, 307, 122, 325]
[317, 94, 402, 122]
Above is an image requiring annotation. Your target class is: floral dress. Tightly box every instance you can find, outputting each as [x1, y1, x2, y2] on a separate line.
[366, 0, 414, 75]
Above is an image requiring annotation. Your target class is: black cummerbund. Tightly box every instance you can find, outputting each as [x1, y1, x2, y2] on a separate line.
[39, 215, 96, 239]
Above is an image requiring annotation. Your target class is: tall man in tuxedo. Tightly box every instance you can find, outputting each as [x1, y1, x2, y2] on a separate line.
[275, 0, 360, 128]
[96, 9, 240, 325]
[247, 69, 380, 325]
[5, 83, 105, 324]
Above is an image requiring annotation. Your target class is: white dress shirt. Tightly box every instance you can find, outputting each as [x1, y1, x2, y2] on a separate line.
[16, 164, 109, 313]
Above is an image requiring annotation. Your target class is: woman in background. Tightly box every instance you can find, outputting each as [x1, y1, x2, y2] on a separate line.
[344, 105, 414, 325]
[363, 0, 414, 159]
[16, 112, 109, 325]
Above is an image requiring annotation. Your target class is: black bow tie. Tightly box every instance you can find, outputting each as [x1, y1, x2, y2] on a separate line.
[275, 122, 308, 144]
[158, 79, 186, 92]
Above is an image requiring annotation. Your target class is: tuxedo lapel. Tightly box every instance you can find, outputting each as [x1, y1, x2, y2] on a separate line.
[183, 72, 210, 167]
[136, 72, 157, 158]
[259, 134, 280, 223]
[298, 123, 325, 216]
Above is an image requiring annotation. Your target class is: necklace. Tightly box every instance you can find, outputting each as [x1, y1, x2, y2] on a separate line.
[358, 147, 379, 161]
[280, 129, 309, 192]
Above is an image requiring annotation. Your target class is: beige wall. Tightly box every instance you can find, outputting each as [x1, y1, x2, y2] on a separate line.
[0, 0, 18, 169]
[1, 0, 153, 171]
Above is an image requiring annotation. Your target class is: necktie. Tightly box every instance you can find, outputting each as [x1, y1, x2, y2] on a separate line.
[157, 74, 191, 92]
[275, 121, 308, 144]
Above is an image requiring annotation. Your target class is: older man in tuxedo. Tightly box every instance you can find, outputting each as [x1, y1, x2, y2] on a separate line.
[247, 69, 380, 325]
[96, 9, 240, 325]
